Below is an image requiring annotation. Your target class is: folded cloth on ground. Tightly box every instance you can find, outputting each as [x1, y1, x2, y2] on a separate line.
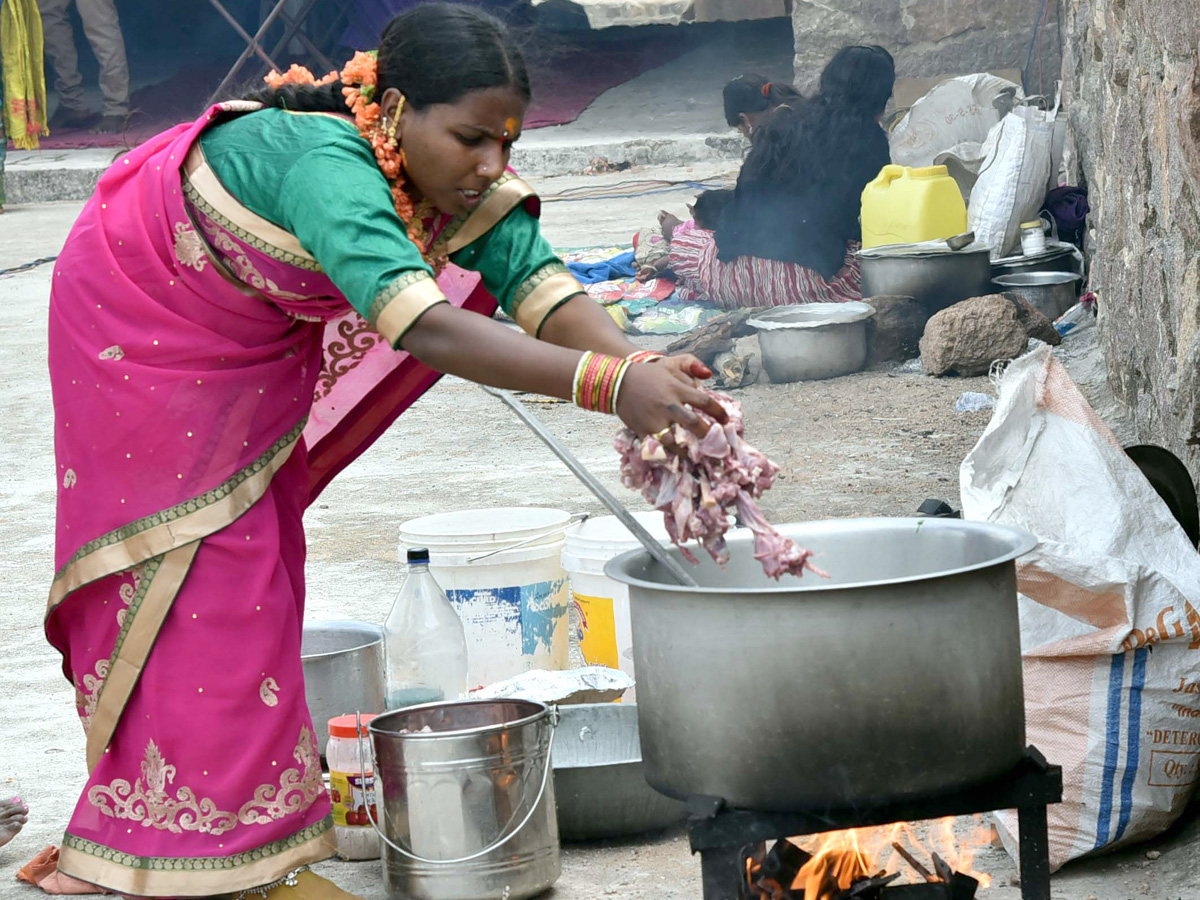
[18, 847, 106, 894]
[567, 250, 638, 284]
[584, 275, 675, 306]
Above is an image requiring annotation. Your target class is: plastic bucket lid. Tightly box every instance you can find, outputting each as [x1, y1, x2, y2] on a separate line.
[400, 507, 571, 556]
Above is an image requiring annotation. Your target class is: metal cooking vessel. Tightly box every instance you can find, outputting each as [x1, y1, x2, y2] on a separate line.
[748, 303, 875, 383]
[991, 242, 1082, 280]
[605, 518, 1036, 811]
[301, 620, 385, 758]
[552, 703, 686, 840]
[859, 244, 993, 313]
[993, 271, 1081, 321]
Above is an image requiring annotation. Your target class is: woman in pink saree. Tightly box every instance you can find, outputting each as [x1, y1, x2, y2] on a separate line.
[44, 5, 723, 897]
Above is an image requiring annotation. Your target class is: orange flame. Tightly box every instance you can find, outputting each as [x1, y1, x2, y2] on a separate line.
[749, 815, 994, 900]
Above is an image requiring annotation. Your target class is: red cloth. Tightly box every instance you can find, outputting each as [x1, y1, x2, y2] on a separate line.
[17, 847, 105, 894]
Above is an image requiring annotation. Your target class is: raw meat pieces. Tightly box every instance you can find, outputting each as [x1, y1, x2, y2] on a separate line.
[615, 392, 824, 580]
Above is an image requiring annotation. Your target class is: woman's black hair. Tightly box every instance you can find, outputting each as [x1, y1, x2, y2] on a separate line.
[722, 74, 801, 127]
[739, 44, 895, 188]
[246, 3, 531, 113]
[817, 44, 895, 118]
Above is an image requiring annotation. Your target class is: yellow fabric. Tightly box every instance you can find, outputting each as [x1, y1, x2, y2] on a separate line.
[1, 0, 48, 150]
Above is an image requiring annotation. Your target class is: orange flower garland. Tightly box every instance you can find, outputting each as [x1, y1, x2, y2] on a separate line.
[264, 52, 444, 271]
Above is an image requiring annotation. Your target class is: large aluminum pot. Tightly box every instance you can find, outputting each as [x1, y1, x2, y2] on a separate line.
[606, 518, 1036, 811]
[370, 700, 560, 900]
[301, 621, 385, 759]
[552, 703, 686, 840]
[859, 243, 993, 313]
[748, 303, 875, 383]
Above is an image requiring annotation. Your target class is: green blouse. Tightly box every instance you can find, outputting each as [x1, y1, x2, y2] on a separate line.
[194, 107, 582, 344]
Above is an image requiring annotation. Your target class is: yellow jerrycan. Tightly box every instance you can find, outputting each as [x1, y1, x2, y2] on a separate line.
[860, 164, 968, 249]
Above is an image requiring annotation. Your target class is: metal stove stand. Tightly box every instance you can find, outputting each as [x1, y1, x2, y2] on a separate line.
[686, 747, 1062, 900]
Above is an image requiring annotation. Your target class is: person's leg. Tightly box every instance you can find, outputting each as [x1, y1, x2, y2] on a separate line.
[72, 0, 130, 131]
[37, 0, 93, 126]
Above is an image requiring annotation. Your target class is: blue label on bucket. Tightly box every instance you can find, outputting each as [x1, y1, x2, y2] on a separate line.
[448, 579, 567, 654]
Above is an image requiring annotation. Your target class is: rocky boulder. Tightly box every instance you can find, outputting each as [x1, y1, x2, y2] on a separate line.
[997, 292, 1062, 346]
[919, 295, 1029, 376]
[865, 295, 928, 364]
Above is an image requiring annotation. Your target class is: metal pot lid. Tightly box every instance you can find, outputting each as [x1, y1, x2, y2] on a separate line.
[992, 241, 1076, 267]
[857, 240, 990, 259]
[747, 302, 875, 332]
[993, 271, 1081, 287]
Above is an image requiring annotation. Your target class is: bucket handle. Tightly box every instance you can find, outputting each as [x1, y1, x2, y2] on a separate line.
[464, 514, 588, 564]
[355, 708, 559, 865]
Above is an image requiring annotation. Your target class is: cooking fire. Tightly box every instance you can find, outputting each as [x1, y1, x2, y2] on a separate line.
[740, 818, 994, 900]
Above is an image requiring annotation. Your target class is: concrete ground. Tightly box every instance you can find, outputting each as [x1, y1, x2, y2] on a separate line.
[2, 176, 1198, 899]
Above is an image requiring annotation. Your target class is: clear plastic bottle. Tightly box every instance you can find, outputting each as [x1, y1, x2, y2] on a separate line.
[383, 548, 468, 709]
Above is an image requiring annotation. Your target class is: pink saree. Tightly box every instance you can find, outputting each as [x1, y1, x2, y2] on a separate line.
[43, 102, 536, 896]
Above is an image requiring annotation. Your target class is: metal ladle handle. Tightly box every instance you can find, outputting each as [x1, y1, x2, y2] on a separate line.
[355, 710, 558, 865]
[482, 386, 698, 588]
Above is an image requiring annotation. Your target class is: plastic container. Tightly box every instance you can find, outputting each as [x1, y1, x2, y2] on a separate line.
[1020, 219, 1048, 256]
[561, 513, 671, 702]
[327, 714, 381, 861]
[861, 164, 968, 249]
[399, 508, 572, 689]
[383, 549, 468, 709]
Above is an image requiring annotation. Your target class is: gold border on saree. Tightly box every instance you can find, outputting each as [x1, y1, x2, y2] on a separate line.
[58, 819, 336, 897]
[48, 419, 305, 615]
[182, 143, 324, 272]
[85, 543, 199, 773]
[437, 173, 537, 255]
[372, 277, 448, 347]
[513, 264, 586, 337]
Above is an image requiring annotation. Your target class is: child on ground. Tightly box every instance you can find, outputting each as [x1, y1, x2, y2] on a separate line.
[634, 189, 733, 283]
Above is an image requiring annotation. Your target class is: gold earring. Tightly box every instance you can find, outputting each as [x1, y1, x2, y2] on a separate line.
[387, 94, 406, 148]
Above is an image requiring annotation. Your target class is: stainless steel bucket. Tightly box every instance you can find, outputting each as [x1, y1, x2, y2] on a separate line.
[300, 621, 385, 758]
[368, 700, 560, 900]
[605, 518, 1037, 812]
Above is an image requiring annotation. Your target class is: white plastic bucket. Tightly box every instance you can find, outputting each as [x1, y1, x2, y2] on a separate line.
[560, 513, 670, 702]
[399, 509, 572, 690]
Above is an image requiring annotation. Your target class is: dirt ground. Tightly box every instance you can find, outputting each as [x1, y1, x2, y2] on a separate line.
[2, 184, 1198, 899]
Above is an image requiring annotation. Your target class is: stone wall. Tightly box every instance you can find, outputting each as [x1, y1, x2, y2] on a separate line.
[1062, 0, 1200, 476]
[792, 0, 1061, 95]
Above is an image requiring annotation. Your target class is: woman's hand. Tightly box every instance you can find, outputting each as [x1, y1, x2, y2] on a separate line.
[635, 264, 659, 283]
[615, 357, 727, 438]
[657, 353, 712, 386]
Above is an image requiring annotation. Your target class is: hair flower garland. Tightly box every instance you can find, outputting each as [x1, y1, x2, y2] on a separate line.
[264, 50, 445, 273]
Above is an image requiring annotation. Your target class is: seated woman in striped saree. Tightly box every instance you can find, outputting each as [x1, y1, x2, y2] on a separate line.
[670, 45, 896, 309]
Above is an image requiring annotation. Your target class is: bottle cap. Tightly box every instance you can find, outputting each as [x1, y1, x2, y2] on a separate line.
[328, 714, 377, 739]
[406, 547, 430, 564]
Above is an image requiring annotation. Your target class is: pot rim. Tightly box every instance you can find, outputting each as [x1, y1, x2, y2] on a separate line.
[300, 620, 383, 661]
[605, 517, 1037, 595]
[748, 301, 876, 332]
[992, 272, 1082, 287]
[369, 698, 552, 740]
